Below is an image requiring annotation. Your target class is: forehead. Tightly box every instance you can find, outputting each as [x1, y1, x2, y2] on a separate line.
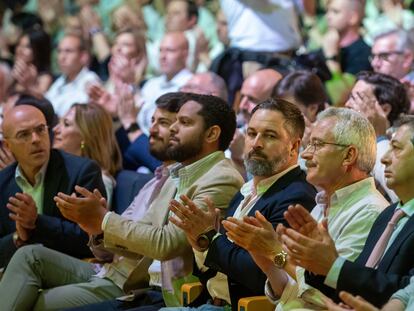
[352, 80, 375, 95]
[5, 107, 46, 134]
[153, 108, 177, 121]
[177, 100, 202, 118]
[311, 117, 336, 140]
[328, 0, 348, 11]
[392, 124, 414, 145]
[160, 36, 182, 49]
[241, 77, 266, 98]
[116, 33, 134, 44]
[168, 0, 187, 12]
[248, 109, 285, 131]
[59, 36, 80, 49]
[373, 35, 398, 52]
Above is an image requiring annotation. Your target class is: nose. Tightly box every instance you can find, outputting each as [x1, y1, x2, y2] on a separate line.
[381, 148, 391, 166]
[300, 145, 313, 160]
[53, 123, 60, 135]
[169, 120, 178, 135]
[252, 133, 264, 149]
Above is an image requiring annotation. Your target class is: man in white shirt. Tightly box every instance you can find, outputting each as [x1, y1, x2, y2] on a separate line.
[45, 34, 100, 117]
[224, 107, 389, 310]
[138, 32, 193, 136]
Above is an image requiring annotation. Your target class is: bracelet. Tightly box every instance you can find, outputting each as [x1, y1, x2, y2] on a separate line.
[325, 55, 339, 61]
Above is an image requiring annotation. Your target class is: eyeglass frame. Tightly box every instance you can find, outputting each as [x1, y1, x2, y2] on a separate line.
[304, 139, 350, 154]
[3, 124, 49, 142]
[368, 51, 405, 63]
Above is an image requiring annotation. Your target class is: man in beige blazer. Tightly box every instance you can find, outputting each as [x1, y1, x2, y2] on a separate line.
[0, 93, 244, 311]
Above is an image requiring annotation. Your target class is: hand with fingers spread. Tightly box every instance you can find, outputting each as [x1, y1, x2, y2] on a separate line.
[87, 83, 118, 116]
[54, 186, 108, 235]
[222, 210, 283, 274]
[168, 195, 220, 251]
[324, 291, 379, 311]
[115, 82, 140, 129]
[12, 59, 38, 90]
[283, 204, 321, 240]
[346, 91, 388, 136]
[7, 192, 38, 230]
[280, 218, 338, 276]
[0, 144, 15, 169]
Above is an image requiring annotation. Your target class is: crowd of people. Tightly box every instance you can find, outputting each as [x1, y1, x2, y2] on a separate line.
[0, 0, 414, 310]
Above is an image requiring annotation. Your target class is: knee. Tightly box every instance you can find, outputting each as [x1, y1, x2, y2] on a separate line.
[9, 244, 46, 268]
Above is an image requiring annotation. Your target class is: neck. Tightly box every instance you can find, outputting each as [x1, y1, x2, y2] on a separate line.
[20, 164, 42, 186]
[165, 68, 183, 81]
[395, 189, 414, 205]
[162, 160, 175, 166]
[65, 68, 82, 82]
[181, 148, 218, 166]
[338, 28, 360, 48]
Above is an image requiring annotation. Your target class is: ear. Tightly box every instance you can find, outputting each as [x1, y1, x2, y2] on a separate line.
[80, 51, 90, 66]
[342, 145, 358, 168]
[381, 103, 392, 117]
[205, 125, 221, 144]
[2, 139, 11, 151]
[187, 15, 197, 29]
[403, 52, 414, 70]
[348, 10, 360, 27]
[290, 138, 301, 157]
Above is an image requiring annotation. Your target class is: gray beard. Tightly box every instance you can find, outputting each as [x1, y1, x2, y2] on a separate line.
[244, 156, 287, 177]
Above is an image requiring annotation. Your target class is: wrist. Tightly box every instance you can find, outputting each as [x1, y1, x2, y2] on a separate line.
[13, 231, 27, 248]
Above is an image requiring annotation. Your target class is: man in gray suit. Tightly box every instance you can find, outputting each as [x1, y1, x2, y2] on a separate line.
[0, 93, 244, 310]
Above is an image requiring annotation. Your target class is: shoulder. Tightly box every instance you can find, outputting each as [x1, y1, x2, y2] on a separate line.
[203, 157, 244, 186]
[0, 162, 17, 184]
[51, 149, 100, 174]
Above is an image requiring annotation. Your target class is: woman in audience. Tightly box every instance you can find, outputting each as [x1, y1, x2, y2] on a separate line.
[12, 27, 53, 95]
[53, 103, 122, 206]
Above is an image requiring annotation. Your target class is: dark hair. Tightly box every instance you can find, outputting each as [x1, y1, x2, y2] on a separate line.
[155, 92, 187, 113]
[11, 12, 43, 30]
[62, 33, 89, 52]
[394, 115, 414, 145]
[15, 94, 58, 129]
[183, 92, 236, 151]
[273, 70, 326, 113]
[251, 98, 305, 139]
[186, 0, 199, 21]
[356, 71, 410, 125]
[21, 27, 51, 73]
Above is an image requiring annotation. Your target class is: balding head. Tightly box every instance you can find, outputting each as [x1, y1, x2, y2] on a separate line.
[239, 69, 282, 124]
[159, 32, 189, 80]
[180, 72, 228, 100]
[3, 105, 50, 179]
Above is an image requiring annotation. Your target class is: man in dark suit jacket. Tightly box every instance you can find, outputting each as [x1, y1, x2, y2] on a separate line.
[169, 99, 316, 310]
[279, 116, 414, 308]
[0, 104, 105, 267]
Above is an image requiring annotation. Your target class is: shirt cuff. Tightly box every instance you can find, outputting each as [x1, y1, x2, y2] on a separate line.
[101, 211, 113, 231]
[264, 278, 279, 304]
[324, 256, 346, 289]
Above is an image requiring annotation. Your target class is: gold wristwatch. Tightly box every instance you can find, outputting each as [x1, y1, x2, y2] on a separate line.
[273, 250, 288, 268]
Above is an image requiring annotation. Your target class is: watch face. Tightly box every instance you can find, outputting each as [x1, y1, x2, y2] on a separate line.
[196, 235, 210, 250]
[273, 252, 286, 268]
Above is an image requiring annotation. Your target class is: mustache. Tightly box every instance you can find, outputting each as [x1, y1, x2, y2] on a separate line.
[305, 160, 316, 168]
[247, 150, 268, 160]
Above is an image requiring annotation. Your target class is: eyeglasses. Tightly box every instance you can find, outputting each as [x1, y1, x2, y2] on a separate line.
[368, 51, 404, 63]
[304, 140, 350, 154]
[5, 124, 49, 142]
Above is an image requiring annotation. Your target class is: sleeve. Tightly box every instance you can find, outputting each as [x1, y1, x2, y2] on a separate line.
[102, 173, 242, 260]
[29, 159, 106, 258]
[204, 186, 316, 294]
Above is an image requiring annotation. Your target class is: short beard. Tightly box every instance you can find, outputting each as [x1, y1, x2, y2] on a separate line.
[244, 150, 287, 177]
[149, 146, 170, 162]
[166, 134, 204, 163]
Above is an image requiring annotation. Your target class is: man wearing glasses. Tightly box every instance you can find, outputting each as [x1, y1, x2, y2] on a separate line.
[223, 108, 389, 310]
[0, 104, 105, 267]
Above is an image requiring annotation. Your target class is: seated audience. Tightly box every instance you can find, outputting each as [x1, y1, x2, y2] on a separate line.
[0, 93, 243, 310]
[12, 27, 53, 96]
[45, 34, 100, 117]
[0, 103, 106, 268]
[223, 107, 388, 309]
[138, 32, 192, 136]
[274, 116, 414, 308]
[53, 103, 122, 207]
[167, 99, 317, 310]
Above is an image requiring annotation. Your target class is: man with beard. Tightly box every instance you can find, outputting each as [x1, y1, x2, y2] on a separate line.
[0, 92, 244, 311]
[223, 108, 389, 310]
[166, 98, 317, 310]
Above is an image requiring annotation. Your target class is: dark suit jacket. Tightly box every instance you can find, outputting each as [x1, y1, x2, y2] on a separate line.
[204, 166, 317, 310]
[0, 149, 106, 266]
[306, 203, 414, 307]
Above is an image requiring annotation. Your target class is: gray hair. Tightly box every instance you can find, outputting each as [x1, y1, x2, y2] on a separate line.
[317, 107, 377, 173]
[374, 29, 414, 54]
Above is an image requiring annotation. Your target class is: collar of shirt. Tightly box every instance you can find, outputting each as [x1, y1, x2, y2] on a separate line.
[160, 68, 192, 89]
[240, 164, 299, 198]
[396, 197, 414, 218]
[61, 66, 90, 86]
[326, 177, 377, 218]
[15, 158, 49, 188]
[154, 163, 173, 179]
[169, 151, 224, 193]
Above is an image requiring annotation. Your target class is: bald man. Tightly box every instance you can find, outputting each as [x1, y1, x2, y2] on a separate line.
[0, 104, 105, 267]
[238, 69, 282, 126]
[138, 32, 193, 136]
[180, 71, 228, 100]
